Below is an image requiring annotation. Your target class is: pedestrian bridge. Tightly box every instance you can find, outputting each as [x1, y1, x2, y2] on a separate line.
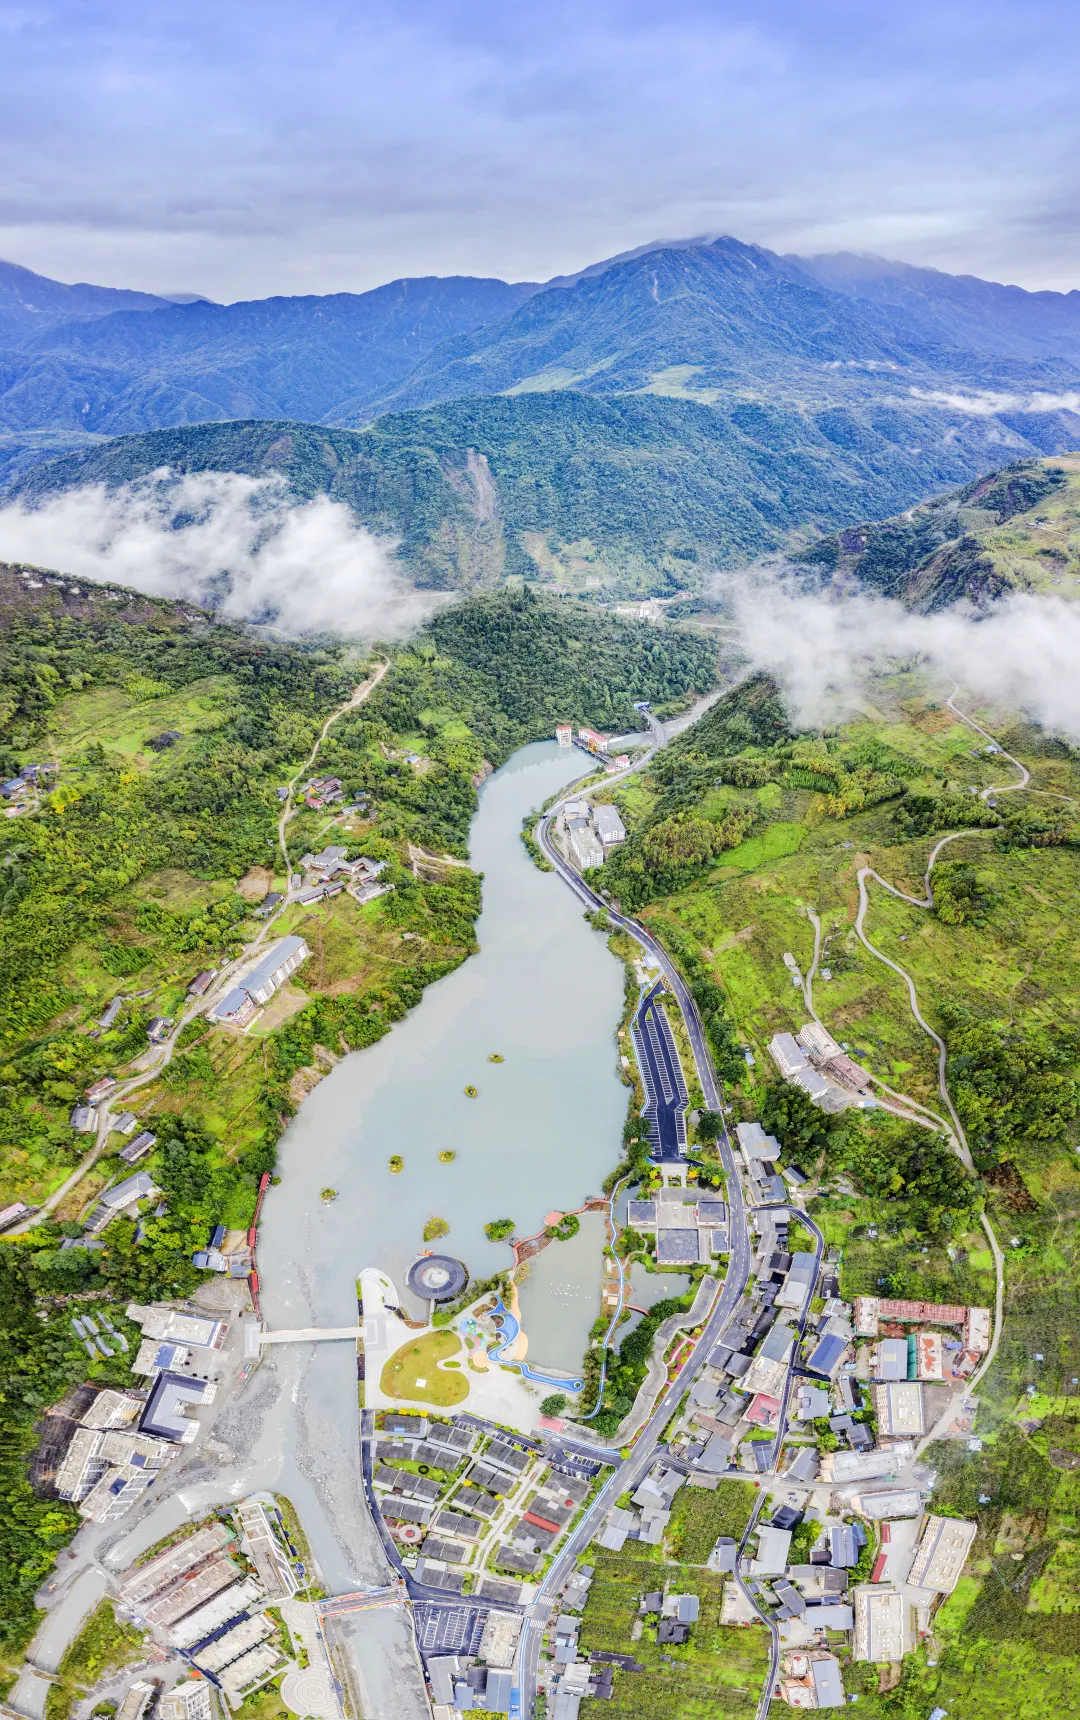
[244, 1321, 362, 1356]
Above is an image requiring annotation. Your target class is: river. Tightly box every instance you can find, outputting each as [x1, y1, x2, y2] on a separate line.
[113, 741, 633, 1716]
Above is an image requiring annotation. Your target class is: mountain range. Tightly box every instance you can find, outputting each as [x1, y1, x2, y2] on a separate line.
[2, 237, 1080, 593]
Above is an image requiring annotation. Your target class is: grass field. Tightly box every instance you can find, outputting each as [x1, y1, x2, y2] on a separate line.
[381, 1330, 469, 1407]
[667, 1480, 757, 1565]
[578, 1549, 768, 1719]
[44, 1601, 148, 1720]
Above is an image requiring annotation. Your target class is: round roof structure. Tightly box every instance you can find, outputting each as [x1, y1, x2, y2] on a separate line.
[405, 1253, 468, 1302]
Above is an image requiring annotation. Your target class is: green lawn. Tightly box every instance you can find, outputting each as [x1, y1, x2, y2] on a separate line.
[381, 1330, 469, 1407]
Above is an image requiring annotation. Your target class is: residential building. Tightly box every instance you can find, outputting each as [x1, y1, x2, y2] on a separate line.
[168, 1579, 263, 1648]
[116, 1683, 155, 1720]
[853, 1586, 905, 1662]
[915, 1331, 943, 1381]
[593, 804, 626, 846]
[768, 1035, 808, 1080]
[873, 1338, 909, 1381]
[127, 1305, 227, 1349]
[824, 1523, 857, 1568]
[110, 1111, 138, 1135]
[568, 822, 604, 870]
[751, 1525, 792, 1576]
[80, 1461, 161, 1522]
[819, 1446, 913, 1485]
[158, 1689, 214, 1720]
[86, 1076, 118, 1105]
[85, 1173, 162, 1233]
[119, 1522, 233, 1604]
[795, 1385, 831, 1420]
[234, 1498, 298, 1600]
[856, 1488, 923, 1520]
[81, 1389, 143, 1429]
[793, 1066, 830, 1104]
[803, 1333, 847, 1380]
[964, 1307, 992, 1353]
[56, 1427, 109, 1500]
[872, 1381, 925, 1438]
[217, 1643, 288, 1701]
[138, 1371, 216, 1443]
[70, 1105, 96, 1133]
[208, 935, 310, 1026]
[907, 1515, 977, 1594]
[796, 1023, 843, 1062]
[193, 1615, 273, 1674]
[119, 1130, 157, 1164]
[776, 1251, 818, 1313]
[854, 1296, 966, 1333]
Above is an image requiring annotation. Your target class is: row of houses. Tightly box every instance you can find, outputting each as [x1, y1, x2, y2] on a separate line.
[373, 1414, 594, 1590]
[294, 847, 389, 908]
[115, 1498, 299, 1708]
[209, 934, 310, 1029]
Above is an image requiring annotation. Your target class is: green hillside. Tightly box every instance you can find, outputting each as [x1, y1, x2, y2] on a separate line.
[588, 663, 1080, 1720]
[794, 451, 1080, 608]
[7, 394, 1047, 597]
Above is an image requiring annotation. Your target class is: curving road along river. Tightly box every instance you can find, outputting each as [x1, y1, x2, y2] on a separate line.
[513, 787, 787, 1718]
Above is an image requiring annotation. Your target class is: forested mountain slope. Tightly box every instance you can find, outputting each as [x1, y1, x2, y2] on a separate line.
[360, 237, 1080, 424]
[796, 250, 1080, 367]
[6, 401, 1063, 597]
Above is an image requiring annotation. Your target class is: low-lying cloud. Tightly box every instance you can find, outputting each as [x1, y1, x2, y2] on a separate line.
[911, 386, 1080, 417]
[726, 574, 1080, 741]
[0, 470, 429, 637]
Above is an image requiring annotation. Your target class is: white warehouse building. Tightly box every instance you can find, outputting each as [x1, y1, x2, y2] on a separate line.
[209, 935, 310, 1028]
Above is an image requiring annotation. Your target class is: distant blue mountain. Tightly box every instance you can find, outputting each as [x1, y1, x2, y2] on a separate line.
[0, 257, 173, 345]
[0, 273, 538, 435]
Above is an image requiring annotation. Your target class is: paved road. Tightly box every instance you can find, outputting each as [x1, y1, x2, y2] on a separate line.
[512, 780, 763, 1717]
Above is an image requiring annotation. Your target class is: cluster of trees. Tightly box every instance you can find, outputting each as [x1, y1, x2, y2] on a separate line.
[932, 859, 999, 926]
[0, 1249, 111, 1648]
[588, 1287, 698, 1437]
[758, 1082, 982, 1234]
[943, 1006, 1080, 1172]
[603, 805, 754, 908]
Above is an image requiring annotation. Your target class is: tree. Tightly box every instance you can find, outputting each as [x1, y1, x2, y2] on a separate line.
[696, 1111, 723, 1144]
[484, 1218, 516, 1242]
[546, 1213, 580, 1241]
[541, 1393, 569, 1417]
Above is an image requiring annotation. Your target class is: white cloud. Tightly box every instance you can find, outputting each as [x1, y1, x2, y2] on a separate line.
[911, 386, 1080, 416]
[0, 470, 431, 637]
[725, 572, 1080, 741]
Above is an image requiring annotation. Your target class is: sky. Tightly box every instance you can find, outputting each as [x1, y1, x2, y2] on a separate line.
[1, 0, 1079, 303]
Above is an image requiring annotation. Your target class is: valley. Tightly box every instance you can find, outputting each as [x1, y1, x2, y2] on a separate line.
[1, 238, 1080, 1720]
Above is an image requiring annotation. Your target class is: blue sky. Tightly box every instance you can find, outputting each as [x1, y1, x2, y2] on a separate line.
[1, 0, 1078, 300]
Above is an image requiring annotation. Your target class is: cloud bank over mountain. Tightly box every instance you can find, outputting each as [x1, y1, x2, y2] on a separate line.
[728, 574, 1080, 742]
[0, 472, 428, 637]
